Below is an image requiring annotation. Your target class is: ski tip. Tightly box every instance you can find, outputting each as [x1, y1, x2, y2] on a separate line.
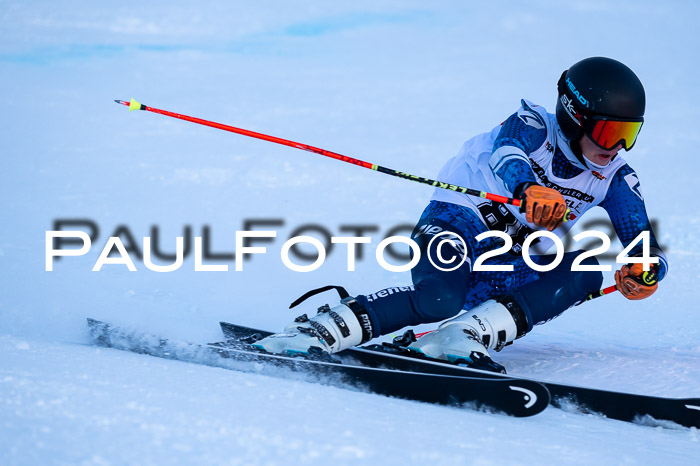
[86, 317, 106, 327]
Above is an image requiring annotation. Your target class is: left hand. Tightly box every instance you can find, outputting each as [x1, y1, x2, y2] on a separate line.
[614, 263, 659, 300]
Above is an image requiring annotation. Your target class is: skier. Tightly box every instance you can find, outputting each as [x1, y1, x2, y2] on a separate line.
[255, 57, 668, 372]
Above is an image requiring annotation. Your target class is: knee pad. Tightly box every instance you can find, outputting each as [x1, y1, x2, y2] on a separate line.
[513, 252, 604, 329]
[568, 255, 604, 297]
[414, 275, 467, 322]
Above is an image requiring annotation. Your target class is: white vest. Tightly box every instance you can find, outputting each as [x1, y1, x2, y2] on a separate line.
[431, 100, 626, 254]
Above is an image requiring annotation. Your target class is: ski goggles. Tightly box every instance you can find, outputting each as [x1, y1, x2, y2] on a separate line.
[585, 116, 644, 151]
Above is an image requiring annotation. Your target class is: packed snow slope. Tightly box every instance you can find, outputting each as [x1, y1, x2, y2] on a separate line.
[1, 1, 699, 464]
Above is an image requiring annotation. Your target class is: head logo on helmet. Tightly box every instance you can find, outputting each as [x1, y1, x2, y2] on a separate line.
[555, 57, 645, 152]
[565, 77, 588, 106]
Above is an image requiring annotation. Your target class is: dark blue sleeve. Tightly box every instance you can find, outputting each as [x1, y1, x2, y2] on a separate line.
[488, 101, 545, 193]
[599, 164, 668, 280]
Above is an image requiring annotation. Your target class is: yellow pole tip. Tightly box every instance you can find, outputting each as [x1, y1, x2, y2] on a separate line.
[129, 98, 142, 111]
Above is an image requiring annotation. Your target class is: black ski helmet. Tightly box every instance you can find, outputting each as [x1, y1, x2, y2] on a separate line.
[556, 57, 645, 150]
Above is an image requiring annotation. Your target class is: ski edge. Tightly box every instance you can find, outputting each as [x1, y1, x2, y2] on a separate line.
[86, 318, 550, 418]
[219, 321, 700, 429]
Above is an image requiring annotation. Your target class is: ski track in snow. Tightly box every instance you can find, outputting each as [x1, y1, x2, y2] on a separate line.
[1, 335, 697, 466]
[2, 1, 700, 464]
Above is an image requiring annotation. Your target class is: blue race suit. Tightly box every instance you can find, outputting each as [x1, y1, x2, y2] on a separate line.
[355, 100, 668, 337]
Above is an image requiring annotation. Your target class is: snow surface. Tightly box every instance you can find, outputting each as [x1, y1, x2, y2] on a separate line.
[1, 1, 699, 464]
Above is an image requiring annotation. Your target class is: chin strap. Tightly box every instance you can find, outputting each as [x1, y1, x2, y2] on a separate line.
[569, 138, 590, 168]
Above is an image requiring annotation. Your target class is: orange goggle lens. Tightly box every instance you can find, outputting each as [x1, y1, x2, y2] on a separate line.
[589, 118, 643, 151]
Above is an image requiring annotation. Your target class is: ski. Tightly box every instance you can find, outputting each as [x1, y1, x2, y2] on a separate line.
[220, 322, 700, 428]
[87, 318, 549, 418]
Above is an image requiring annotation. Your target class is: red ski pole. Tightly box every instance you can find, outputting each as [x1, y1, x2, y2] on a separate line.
[581, 285, 618, 303]
[115, 98, 523, 208]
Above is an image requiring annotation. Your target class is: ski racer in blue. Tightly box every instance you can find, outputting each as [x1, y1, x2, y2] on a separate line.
[256, 57, 667, 372]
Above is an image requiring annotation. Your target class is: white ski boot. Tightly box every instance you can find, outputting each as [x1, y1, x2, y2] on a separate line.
[407, 298, 526, 373]
[253, 287, 373, 357]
